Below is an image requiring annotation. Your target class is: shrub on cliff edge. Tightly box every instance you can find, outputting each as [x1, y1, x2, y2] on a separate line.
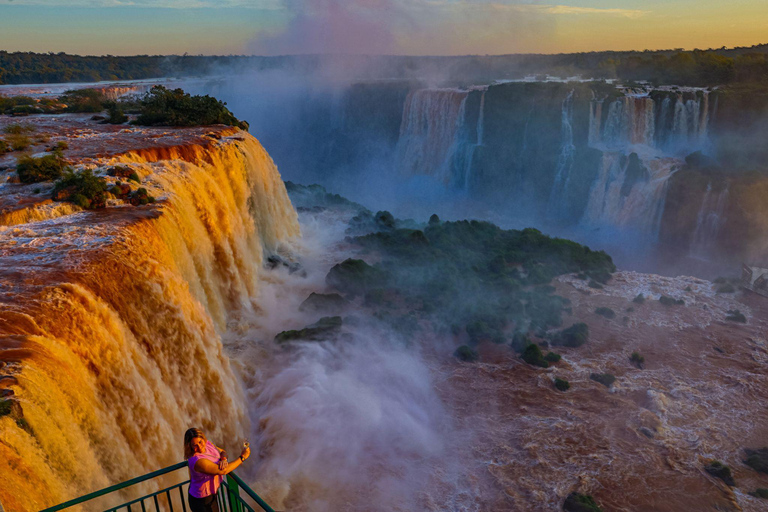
[134, 86, 248, 130]
[17, 154, 67, 183]
[52, 169, 108, 209]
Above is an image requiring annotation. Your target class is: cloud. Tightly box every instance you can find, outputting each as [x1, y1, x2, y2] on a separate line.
[245, 0, 650, 55]
[537, 5, 648, 18]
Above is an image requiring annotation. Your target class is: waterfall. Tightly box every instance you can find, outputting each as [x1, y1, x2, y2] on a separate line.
[598, 96, 655, 149]
[582, 152, 679, 237]
[664, 92, 711, 153]
[396, 89, 469, 184]
[588, 99, 603, 147]
[396, 88, 485, 190]
[0, 135, 300, 511]
[463, 89, 486, 190]
[547, 90, 576, 218]
[476, 90, 486, 146]
[689, 183, 729, 260]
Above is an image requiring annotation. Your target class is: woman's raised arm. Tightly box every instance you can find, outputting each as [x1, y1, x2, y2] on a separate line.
[193, 446, 250, 476]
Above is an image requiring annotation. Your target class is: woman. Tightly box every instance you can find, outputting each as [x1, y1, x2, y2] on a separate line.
[183, 427, 251, 512]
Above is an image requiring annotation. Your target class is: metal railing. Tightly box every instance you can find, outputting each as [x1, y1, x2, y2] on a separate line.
[39, 462, 275, 512]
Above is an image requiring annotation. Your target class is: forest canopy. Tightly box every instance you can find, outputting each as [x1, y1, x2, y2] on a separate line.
[2, 45, 768, 86]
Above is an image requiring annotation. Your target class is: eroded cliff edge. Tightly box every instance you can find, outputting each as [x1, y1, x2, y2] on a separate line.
[0, 116, 299, 511]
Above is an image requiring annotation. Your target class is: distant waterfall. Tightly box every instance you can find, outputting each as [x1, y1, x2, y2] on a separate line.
[548, 90, 576, 218]
[591, 91, 711, 154]
[396, 87, 484, 189]
[583, 152, 678, 237]
[463, 89, 486, 189]
[689, 183, 729, 260]
[657, 92, 712, 153]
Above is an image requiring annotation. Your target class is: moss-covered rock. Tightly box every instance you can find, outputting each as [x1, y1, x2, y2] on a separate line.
[745, 447, 768, 474]
[563, 492, 602, 512]
[326, 258, 387, 296]
[659, 295, 684, 306]
[551, 323, 589, 348]
[299, 292, 349, 314]
[522, 343, 549, 368]
[705, 460, 735, 486]
[275, 316, 343, 344]
[590, 373, 616, 388]
[595, 307, 615, 319]
[454, 345, 479, 362]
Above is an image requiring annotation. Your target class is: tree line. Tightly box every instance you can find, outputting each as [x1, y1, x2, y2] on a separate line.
[1, 45, 768, 86]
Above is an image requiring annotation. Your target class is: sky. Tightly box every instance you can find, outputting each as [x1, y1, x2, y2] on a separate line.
[0, 0, 767, 56]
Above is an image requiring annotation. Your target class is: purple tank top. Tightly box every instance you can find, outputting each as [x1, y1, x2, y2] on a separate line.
[188, 440, 223, 498]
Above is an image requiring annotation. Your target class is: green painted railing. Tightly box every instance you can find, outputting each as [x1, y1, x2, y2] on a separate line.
[39, 462, 275, 512]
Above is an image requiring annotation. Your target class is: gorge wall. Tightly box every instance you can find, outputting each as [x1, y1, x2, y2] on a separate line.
[0, 127, 299, 511]
[208, 77, 768, 274]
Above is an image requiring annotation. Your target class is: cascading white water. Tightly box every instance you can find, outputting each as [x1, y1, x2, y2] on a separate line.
[396, 89, 469, 183]
[396, 87, 486, 190]
[588, 99, 603, 147]
[594, 96, 655, 149]
[547, 89, 576, 218]
[662, 93, 712, 153]
[582, 151, 679, 237]
[462, 89, 486, 190]
[689, 183, 729, 260]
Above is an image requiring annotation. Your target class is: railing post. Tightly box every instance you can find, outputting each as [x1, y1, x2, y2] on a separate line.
[224, 475, 242, 512]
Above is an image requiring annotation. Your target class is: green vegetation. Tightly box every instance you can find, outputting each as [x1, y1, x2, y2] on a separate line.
[726, 310, 747, 323]
[340, 221, 612, 340]
[285, 181, 366, 213]
[705, 460, 735, 486]
[522, 343, 549, 368]
[554, 377, 570, 392]
[105, 101, 128, 124]
[52, 169, 108, 209]
[7, 134, 31, 151]
[3, 123, 35, 135]
[658, 295, 684, 306]
[326, 259, 388, 296]
[0, 95, 38, 114]
[275, 316, 343, 344]
[545, 352, 562, 363]
[632, 294, 646, 304]
[59, 89, 106, 113]
[4, 46, 768, 87]
[594, 307, 615, 319]
[588, 280, 603, 289]
[299, 292, 349, 314]
[750, 488, 768, 499]
[551, 323, 589, 348]
[630, 351, 645, 368]
[744, 448, 768, 474]
[563, 492, 602, 512]
[134, 86, 248, 130]
[16, 153, 67, 183]
[590, 373, 616, 388]
[128, 171, 141, 183]
[716, 284, 736, 293]
[454, 345, 479, 362]
[0, 140, 7, 153]
[128, 187, 156, 206]
[0, 399, 12, 417]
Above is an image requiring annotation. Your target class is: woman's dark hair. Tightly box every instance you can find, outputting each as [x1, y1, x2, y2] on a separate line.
[184, 427, 206, 459]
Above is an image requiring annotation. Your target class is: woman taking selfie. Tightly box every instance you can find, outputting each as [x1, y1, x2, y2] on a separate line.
[183, 427, 251, 512]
